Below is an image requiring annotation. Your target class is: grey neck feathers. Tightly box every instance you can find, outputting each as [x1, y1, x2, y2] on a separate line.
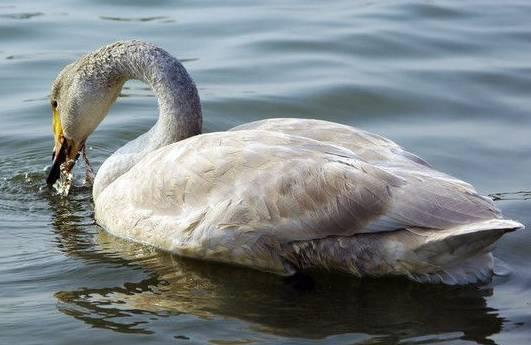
[91, 41, 202, 200]
[116, 41, 202, 147]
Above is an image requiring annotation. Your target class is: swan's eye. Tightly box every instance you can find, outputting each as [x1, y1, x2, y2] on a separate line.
[51, 100, 58, 109]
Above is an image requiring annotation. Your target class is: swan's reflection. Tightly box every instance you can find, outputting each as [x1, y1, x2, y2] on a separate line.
[49, 190, 504, 344]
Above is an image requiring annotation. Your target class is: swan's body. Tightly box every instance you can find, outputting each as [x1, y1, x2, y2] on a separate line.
[49, 41, 523, 285]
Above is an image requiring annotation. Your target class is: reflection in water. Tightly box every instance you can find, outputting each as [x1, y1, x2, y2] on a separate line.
[48, 191, 505, 344]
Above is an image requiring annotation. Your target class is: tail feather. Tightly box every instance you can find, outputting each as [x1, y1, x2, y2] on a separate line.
[283, 218, 523, 285]
[405, 219, 524, 284]
[411, 219, 523, 264]
[409, 253, 494, 285]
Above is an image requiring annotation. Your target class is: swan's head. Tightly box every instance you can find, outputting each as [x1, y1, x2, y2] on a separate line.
[46, 60, 123, 185]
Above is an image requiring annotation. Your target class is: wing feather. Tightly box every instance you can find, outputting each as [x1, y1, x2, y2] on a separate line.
[231, 118, 500, 232]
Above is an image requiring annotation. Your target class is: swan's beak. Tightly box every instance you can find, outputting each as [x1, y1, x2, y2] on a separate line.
[46, 137, 83, 186]
[46, 109, 83, 186]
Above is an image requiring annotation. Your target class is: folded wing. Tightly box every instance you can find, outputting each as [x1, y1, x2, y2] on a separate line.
[97, 129, 500, 247]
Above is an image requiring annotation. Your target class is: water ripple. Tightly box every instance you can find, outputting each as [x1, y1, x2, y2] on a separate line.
[490, 191, 531, 201]
[0, 12, 43, 20]
[99, 16, 175, 23]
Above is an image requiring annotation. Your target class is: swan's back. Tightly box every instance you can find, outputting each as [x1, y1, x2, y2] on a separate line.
[230, 118, 430, 166]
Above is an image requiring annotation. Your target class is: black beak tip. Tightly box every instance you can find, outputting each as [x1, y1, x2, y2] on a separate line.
[47, 141, 68, 187]
[46, 159, 62, 186]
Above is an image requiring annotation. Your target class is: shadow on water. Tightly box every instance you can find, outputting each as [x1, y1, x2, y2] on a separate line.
[44, 189, 507, 345]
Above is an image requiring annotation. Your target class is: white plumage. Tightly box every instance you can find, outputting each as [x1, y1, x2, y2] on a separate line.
[49, 41, 523, 285]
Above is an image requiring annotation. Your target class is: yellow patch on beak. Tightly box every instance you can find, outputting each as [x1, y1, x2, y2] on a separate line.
[52, 109, 63, 148]
[51, 109, 67, 167]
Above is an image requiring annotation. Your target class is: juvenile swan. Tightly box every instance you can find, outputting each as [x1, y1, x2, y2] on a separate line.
[47, 41, 523, 284]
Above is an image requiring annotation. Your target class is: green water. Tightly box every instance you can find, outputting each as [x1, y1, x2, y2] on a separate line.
[1, 1, 531, 344]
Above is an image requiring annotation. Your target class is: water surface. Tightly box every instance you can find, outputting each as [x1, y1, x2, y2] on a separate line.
[1, 1, 531, 344]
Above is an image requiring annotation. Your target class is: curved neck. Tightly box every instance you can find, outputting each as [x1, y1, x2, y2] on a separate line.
[117, 41, 202, 148]
[92, 41, 202, 200]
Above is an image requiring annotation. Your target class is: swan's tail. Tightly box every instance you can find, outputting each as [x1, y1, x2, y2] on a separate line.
[284, 219, 524, 285]
[403, 219, 523, 284]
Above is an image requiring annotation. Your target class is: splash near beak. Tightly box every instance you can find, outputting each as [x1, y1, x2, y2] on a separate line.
[46, 109, 82, 186]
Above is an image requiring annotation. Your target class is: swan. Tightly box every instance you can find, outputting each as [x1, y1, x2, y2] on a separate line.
[46, 40, 523, 285]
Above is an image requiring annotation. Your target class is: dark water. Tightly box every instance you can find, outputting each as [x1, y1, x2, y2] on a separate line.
[1, 1, 531, 344]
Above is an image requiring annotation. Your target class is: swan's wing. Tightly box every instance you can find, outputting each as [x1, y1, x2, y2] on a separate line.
[364, 166, 501, 232]
[96, 130, 499, 248]
[230, 118, 431, 167]
[230, 117, 478, 194]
